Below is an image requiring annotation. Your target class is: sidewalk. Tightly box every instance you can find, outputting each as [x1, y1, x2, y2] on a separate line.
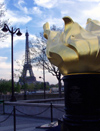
[0, 102, 61, 131]
[0, 114, 52, 131]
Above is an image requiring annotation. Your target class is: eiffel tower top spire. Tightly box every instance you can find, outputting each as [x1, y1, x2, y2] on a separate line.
[25, 30, 31, 64]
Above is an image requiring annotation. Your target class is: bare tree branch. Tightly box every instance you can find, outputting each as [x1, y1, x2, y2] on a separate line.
[30, 25, 63, 97]
[0, 3, 9, 41]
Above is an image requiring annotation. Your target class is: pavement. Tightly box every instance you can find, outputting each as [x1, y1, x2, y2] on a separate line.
[0, 104, 58, 131]
[0, 113, 54, 131]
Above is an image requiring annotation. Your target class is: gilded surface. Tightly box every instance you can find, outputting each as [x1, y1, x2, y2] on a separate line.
[43, 16, 100, 75]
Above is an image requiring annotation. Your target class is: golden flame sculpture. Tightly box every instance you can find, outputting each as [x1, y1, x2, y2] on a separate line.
[43, 16, 100, 75]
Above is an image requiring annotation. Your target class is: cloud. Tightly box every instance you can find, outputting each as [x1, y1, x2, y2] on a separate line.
[17, 0, 28, 14]
[33, 7, 42, 15]
[0, 0, 5, 3]
[18, 0, 26, 6]
[0, 56, 10, 69]
[34, 0, 58, 9]
[78, 0, 100, 1]
[0, 61, 10, 69]
[0, 42, 10, 48]
[0, 31, 25, 49]
[0, 54, 30, 81]
[0, 56, 7, 62]
[58, 0, 75, 4]
[34, 0, 75, 9]
[14, 0, 42, 16]
[14, 32, 25, 42]
[0, 69, 11, 80]
[83, 3, 100, 19]
[5, 9, 32, 26]
[37, 17, 64, 28]
[0, 56, 11, 80]
[0, 35, 11, 48]
[14, 50, 25, 61]
[61, 10, 69, 16]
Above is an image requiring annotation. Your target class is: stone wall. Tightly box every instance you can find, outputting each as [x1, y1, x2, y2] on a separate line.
[0, 93, 64, 101]
[4, 98, 65, 120]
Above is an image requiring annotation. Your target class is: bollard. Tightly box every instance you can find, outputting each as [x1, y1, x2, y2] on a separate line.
[13, 106, 16, 131]
[3, 100, 5, 114]
[50, 103, 53, 122]
[0, 100, 5, 114]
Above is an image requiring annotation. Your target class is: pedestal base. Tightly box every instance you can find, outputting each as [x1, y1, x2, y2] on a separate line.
[62, 119, 100, 131]
[62, 73, 100, 131]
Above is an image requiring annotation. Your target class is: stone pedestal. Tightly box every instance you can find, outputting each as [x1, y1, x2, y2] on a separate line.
[62, 74, 100, 131]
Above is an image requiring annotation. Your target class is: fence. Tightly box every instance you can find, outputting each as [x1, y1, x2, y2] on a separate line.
[0, 103, 65, 131]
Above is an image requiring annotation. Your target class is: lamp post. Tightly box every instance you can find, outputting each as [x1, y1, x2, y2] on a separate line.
[2, 24, 22, 101]
[39, 76, 46, 99]
[39, 48, 46, 99]
[43, 48, 46, 99]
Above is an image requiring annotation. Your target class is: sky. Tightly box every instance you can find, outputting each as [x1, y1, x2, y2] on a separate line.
[0, 0, 100, 84]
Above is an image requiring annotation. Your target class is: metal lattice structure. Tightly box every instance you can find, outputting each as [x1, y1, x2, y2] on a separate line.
[19, 31, 36, 85]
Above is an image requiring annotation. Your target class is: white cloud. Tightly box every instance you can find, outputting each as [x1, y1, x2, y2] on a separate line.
[18, 0, 26, 5]
[0, 56, 7, 62]
[0, 42, 10, 48]
[0, 55, 23, 81]
[5, 9, 32, 26]
[0, 35, 10, 48]
[83, 3, 100, 19]
[61, 10, 69, 16]
[0, 57, 10, 70]
[14, 50, 24, 61]
[78, 0, 100, 1]
[0, 69, 11, 80]
[29, 33, 37, 40]
[37, 17, 64, 28]
[0, 61, 10, 69]
[34, 0, 58, 9]
[34, 0, 74, 9]
[0, 59, 11, 80]
[14, 32, 25, 42]
[0, 31, 25, 49]
[33, 7, 42, 15]
[17, 0, 28, 14]
[14, 0, 42, 15]
[58, 0, 75, 4]
[0, 0, 5, 3]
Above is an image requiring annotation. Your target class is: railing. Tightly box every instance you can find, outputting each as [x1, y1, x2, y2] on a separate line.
[0, 103, 64, 131]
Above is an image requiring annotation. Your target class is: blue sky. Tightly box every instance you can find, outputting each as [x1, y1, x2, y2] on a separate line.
[0, 0, 100, 84]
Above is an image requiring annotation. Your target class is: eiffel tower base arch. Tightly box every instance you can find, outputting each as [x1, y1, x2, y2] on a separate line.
[19, 63, 36, 85]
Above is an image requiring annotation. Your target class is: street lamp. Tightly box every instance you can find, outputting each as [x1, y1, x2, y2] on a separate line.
[39, 48, 46, 99]
[39, 76, 46, 99]
[2, 24, 22, 101]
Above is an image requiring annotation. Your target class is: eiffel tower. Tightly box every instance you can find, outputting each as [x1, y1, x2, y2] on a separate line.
[19, 31, 36, 85]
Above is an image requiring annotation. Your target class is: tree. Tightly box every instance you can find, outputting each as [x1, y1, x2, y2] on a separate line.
[30, 25, 63, 97]
[0, 3, 9, 40]
[15, 60, 28, 99]
[0, 79, 20, 94]
[27, 83, 35, 91]
[14, 82, 20, 93]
